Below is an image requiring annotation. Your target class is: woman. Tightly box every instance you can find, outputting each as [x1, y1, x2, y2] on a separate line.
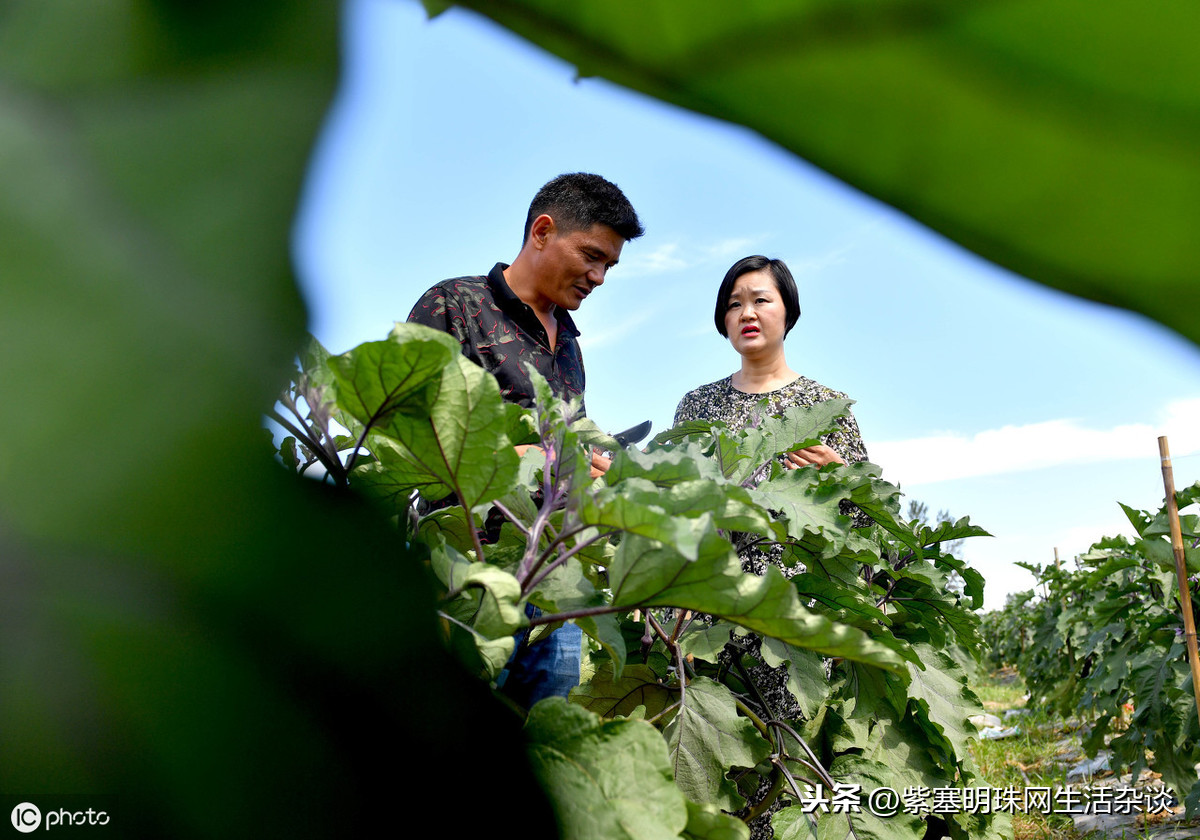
[674, 255, 870, 547]
[673, 255, 871, 838]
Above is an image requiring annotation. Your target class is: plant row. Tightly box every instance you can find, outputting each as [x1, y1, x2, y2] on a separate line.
[981, 485, 1200, 812]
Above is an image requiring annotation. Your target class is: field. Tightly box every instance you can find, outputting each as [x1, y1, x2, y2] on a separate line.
[970, 669, 1200, 840]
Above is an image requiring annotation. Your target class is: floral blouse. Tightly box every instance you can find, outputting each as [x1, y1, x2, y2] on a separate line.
[673, 374, 872, 571]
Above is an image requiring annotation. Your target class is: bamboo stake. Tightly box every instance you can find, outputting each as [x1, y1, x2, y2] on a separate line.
[1158, 435, 1200, 723]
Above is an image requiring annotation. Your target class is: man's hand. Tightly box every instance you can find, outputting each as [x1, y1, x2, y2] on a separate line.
[513, 444, 611, 479]
[783, 444, 844, 469]
[590, 448, 611, 479]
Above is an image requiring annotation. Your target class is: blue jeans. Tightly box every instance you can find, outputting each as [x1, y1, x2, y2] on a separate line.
[497, 604, 582, 708]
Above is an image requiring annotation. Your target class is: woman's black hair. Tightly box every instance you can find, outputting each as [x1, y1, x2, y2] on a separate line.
[713, 255, 801, 337]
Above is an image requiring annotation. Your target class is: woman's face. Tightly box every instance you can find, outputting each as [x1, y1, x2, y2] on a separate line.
[723, 268, 789, 358]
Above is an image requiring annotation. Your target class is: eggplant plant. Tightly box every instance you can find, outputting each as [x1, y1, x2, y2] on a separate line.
[986, 485, 1200, 813]
[275, 322, 1003, 840]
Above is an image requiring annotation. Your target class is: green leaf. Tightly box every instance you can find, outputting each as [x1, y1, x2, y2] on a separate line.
[815, 756, 929, 840]
[758, 638, 832, 721]
[748, 398, 855, 463]
[610, 532, 906, 671]
[772, 807, 819, 840]
[678, 622, 735, 664]
[572, 414, 622, 453]
[749, 468, 853, 546]
[915, 516, 992, 546]
[328, 325, 459, 431]
[842, 663, 909, 721]
[882, 572, 983, 655]
[443, 616, 520, 680]
[903, 644, 984, 764]
[608, 443, 728, 487]
[579, 488, 709, 560]
[653, 418, 731, 447]
[450, 0, 1200, 349]
[682, 800, 751, 840]
[506, 399, 541, 446]
[839, 469, 910, 544]
[352, 435, 450, 510]
[278, 436, 299, 471]
[857, 713, 948, 791]
[664, 677, 772, 809]
[417, 503, 483, 559]
[792, 574, 888, 627]
[428, 541, 524, 678]
[454, 563, 526, 638]
[1120, 644, 1199, 799]
[525, 698, 690, 840]
[671, 398, 854, 486]
[529, 550, 628, 677]
[370, 350, 520, 514]
[572, 661, 677, 720]
[624, 479, 775, 535]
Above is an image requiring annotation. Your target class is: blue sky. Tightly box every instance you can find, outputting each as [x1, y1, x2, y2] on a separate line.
[294, 0, 1200, 610]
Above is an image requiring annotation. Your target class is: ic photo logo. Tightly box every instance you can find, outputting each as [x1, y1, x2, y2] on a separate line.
[11, 803, 40, 833]
[8, 802, 111, 833]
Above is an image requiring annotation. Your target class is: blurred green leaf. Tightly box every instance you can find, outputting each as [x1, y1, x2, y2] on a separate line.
[451, 0, 1200, 347]
[682, 801, 750, 840]
[0, 1, 553, 834]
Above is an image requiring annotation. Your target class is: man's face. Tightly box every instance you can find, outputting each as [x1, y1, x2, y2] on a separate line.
[532, 220, 625, 311]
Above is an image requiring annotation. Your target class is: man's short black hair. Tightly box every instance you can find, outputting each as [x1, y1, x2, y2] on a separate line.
[523, 172, 645, 243]
[714, 255, 802, 337]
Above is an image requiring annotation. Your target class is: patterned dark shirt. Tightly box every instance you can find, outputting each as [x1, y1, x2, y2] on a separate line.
[407, 263, 587, 412]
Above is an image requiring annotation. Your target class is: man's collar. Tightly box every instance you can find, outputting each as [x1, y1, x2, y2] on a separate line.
[487, 263, 580, 338]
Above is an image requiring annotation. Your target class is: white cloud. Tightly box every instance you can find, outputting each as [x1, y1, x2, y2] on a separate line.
[617, 236, 764, 278]
[705, 237, 759, 260]
[581, 310, 654, 349]
[615, 236, 856, 285]
[874, 397, 1200, 487]
[620, 242, 689, 276]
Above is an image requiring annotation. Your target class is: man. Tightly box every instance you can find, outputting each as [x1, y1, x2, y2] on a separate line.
[407, 172, 644, 706]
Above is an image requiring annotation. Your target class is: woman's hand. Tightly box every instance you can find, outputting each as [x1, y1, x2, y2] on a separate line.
[783, 445, 844, 469]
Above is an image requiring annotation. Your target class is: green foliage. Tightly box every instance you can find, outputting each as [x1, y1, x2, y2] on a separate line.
[526, 699, 691, 840]
[15, 3, 1194, 838]
[982, 486, 1200, 808]
[978, 590, 1037, 670]
[0, 2, 556, 836]
[441, 0, 1200, 349]
[279, 326, 1000, 839]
